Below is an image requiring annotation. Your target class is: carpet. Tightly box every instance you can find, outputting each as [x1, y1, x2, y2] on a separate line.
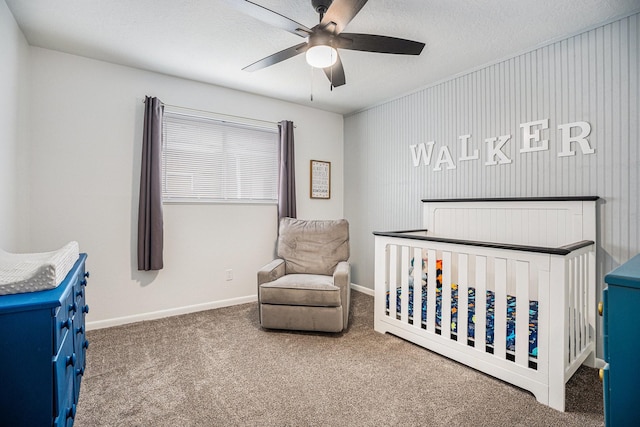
[75, 290, 604, 426]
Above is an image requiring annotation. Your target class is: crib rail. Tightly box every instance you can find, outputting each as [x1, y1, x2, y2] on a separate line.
[374, 232, 596, 411]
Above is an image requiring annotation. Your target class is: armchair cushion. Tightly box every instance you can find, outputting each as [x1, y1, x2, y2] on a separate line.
[277, 217, 349, 275]
[259, 274, 340, 307]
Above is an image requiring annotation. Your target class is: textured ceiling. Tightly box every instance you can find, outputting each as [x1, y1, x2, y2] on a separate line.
[6, 0, 640, 115]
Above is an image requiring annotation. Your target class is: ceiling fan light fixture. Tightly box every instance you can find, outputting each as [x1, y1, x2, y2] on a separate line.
[306, 44, 338, 68]
[240, 0, 425, 88]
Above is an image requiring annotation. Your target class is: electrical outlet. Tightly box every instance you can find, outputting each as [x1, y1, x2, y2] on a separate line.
[225, 269, 233, 281]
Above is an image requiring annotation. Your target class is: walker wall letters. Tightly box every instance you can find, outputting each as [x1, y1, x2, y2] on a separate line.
[410, 120, 594, 171]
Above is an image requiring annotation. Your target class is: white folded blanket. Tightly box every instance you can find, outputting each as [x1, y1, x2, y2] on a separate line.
[0, 241, 80, 296]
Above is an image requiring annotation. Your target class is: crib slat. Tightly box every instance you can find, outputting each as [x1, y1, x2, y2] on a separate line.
[569, 257, 576, 362]
[427, 249, 437, 334]
[577, 254, 587, 353]
[576, 255, 583, 355]
[494, 258, 507, 360]
[581, 253, 588, 351]
[587, 248, 597, 359]
[564, 257, 571, 372]
[475, 256, 487, 353]
[571, 256, 582, 357]
[515, 260, 530, 367]
[442, 251, 452, 340]
[389, 245, 398, 320]
[412, 247, 423, 330]
[458, 254, 469, 347]
[400, 246, 410, 323]
[537, 257, 550, 376]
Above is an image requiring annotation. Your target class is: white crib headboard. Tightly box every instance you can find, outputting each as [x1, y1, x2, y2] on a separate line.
[422, 197, 598, 248]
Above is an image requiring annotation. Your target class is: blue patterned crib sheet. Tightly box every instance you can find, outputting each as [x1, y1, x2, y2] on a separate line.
[385, 259, 539, 358]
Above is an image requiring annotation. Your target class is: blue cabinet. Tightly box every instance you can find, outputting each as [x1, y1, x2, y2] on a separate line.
[0, 254, 89, 426]
[603, 253, 640, 426]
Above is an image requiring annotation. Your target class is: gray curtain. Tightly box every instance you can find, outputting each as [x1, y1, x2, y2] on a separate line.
[137, 96, 164, 271]
[278, 120, 297, 219]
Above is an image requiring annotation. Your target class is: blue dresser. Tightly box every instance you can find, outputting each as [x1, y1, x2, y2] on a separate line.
[602, 253, 640, 426]
[0, 254, 89, 426]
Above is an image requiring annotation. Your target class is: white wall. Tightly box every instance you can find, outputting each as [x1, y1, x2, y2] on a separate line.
[345, 12, 640, 290]
[0, 0, 29, 251]
[26, 47, 344, 328]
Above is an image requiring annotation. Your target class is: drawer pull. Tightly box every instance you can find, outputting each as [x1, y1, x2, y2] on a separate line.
[82, 305, 90, 314]
[83, 339, 90, 350]
[68, 302, 77, 314]
[76, 367, 85, 377]
[61, 319, 72, 330]
[598, 301, 603, 316]
[76, 289, 84, 298]
[84, 271, 90, 278]
[599, 368, 604, 382]
[66, 353, 77, 367]
[76, 326, 84, 335]
[80, 279, 87, 286]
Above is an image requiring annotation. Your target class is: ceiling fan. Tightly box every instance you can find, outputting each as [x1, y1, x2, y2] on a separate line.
[236, 0, 425, 88]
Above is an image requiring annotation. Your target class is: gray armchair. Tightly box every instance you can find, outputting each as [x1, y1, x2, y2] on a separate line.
[257, 217, 350, 333]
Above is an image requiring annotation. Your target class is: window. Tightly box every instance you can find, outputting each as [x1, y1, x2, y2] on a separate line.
[162, 108, 279, 203]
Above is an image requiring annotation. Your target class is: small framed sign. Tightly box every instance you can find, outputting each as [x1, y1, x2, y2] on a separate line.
[310, 160, 331, 199]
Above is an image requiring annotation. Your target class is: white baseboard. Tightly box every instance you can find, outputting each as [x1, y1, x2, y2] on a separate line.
[88, 284, 374, 331]
[351, 283, 374, 296]
[86, 295, 257, 331]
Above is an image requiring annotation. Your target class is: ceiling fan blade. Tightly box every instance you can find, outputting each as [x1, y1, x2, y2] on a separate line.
[323, 53, 346, 87]
[233, 1, 312, 38]
[319, 0, 368, 34]
[335, 33, 425, 55]
[243, 42, 308, 72]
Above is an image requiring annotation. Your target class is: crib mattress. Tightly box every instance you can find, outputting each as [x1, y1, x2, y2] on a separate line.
[0, 241, 80, 295]
[386, 284, 539, 357]
[385, 258, 539, 357]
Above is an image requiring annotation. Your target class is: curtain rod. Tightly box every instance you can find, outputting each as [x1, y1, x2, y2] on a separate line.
[142, 99, 294, 128]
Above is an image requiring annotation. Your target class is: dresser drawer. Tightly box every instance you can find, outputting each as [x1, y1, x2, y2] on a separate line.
[73, 314, 89, 398]
[602, 287, 609, 362]
[54, 285, 76, 352]
[603, 363, 610, 427]
[54, 404, 76, 427]
[74, 282, 85, 308]
[53, 330, 76, 426]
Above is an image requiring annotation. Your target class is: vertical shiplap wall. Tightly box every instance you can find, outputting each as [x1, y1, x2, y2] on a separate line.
[345, 13, 640, 298]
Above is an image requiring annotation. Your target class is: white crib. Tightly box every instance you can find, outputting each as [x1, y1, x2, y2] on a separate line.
[373, 197, 598, 412]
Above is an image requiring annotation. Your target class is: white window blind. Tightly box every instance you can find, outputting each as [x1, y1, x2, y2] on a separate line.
[162, 109, 279, 203]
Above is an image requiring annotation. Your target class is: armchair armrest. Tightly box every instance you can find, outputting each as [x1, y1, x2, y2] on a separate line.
[334, 261, 351, 329]
[258, 259, 285, 286]
[333, 261, 350, 289]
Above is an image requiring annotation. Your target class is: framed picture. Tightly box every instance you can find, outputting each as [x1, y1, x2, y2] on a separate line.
[310, 160, 331, 199]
